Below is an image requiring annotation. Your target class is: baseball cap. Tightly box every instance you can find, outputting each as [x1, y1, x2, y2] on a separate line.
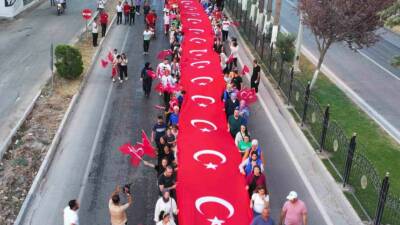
[286, 191, 298, 200]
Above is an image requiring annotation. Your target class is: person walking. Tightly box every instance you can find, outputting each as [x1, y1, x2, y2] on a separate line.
[119, 53, 128, 81]
[129, 3, 136, 25]
[279, 191, 308, 225]
[251, 208, 275, 225]
[221, 17, 230, 42]
[97, 0, 105, 11]
[112, 49, 120, 82]
[100, 10, 109, 37]
[116, 1, 123, 25]
[246, 165, 267, 198]
[92, 18, 99, 47]
[239, 151, 264, 176]
[143, 26, 154, 54]
[152, 115, 167, 153]
[116, 55, 123, 83]
[109, 185, 133, 225]
[157, 212, 177, 225]
[64, 199, 79, 225]
[143, 1, 151, 22]
[135, 0, 141, 15]
[123, 1, 130, 25]
[141, 62, 154, 96]
[251, 59, 261, 93]
[227, 108, 244, 137]
[158, 166, 177, 198]
[250, 186, 270, 217]
[154, 190, 178, 223]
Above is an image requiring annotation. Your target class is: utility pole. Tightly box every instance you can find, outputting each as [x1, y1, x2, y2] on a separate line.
[293, 12, 304, 72]
[270, 0, 281, 46]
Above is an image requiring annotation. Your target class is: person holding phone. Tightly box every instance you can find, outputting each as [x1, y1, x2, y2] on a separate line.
[109, 185, 133, 225]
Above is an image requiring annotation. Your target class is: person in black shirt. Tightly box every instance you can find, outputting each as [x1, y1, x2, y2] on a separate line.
[158, 145, 176, 166]
[213, 38, 223, 54]
[143, 157, 170, 176]
[152, 115, 167, 153]
[224, 92, 240, 119]
[231, 69, 243, 90]
[251, 59, 261, 93]
[158, 166, 176, 198]
[129, 4, 135, 25]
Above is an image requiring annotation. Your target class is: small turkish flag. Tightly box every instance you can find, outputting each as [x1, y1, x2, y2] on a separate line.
[119, 143, 144, 167]
[141, 130, 156, 158]
[155, 82, 164, 93]
[147, 70, 156, 79]
[226, 54, 234, 64]
[241, 65, 250, 75]
[157, 49, 173, 60]
[100, 59, 109, 68]
[107, 51, 114, 62]
[238, 87, 258, 104]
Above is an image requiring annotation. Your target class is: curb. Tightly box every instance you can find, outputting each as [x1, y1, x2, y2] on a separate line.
[0, 8, 102, 162]
[12, 13, 117, 225]
[225, 10, 363, 225]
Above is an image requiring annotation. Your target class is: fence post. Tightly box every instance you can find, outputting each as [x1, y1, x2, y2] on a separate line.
[244, 10, 248, 34]
[319, 105, 330, 152]
[343, 133, 357, 187]
[301, 82, 311, 126]
[287, 66, 294, 104]
[268, 44, 274, 71]
[278, 58, 284, 87]
[374, 172, 390, 225]
[260, 34, 265, 59]
[254, 24, 259, 49]
[239, 4, 242, 23]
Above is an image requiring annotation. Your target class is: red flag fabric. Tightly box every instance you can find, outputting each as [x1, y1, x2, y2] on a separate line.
[241, 65, 250, 75]
[100, 59, 109, 68]
[141, 130, 156, 158]
[147, 69, 156, 79]
[238, 87, 258, 104]
[119, 143, 144, 167]
[157, 49, 173, 60]
[107, 51, 114, 62]
[232, 21, 240, 27]
[226, 54, 234, 64]
[174, 0, 252, 224]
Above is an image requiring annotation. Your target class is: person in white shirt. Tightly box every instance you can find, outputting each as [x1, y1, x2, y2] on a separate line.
[154, 190, 178, 223]
[163, 9, 170, 35]
[156, 211, 176, 225]
[221, 17, 230, 41]
[157, 59, 172, 78]
[64, 199, 79, 225]
[143, 26, 154, 54]
[229, 40, 239, 70]
[97, 0, 105, 11]
[116, 1, 123, 25]
[92, 18, 99, 47]
[250, 186, 270, 217]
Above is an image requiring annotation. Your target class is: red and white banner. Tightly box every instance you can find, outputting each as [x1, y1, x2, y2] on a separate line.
[176, 0, 252, 224]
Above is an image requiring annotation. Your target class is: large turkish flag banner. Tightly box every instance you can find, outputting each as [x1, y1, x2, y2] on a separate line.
[176, 0, 253, 224]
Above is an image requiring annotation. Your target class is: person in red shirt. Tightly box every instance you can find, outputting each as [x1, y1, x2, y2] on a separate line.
[146, 9, 157, 31]
[123, 1, 131, 25]
[99, 11, 109, 37]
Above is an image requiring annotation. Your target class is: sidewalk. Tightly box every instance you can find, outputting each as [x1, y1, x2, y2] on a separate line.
[229, 23, 364, 225]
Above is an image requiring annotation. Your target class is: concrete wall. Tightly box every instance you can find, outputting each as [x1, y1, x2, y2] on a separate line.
[0, 0, 40, 18]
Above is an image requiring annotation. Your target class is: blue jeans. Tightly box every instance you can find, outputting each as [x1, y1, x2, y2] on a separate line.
[253, 210, 261, 218]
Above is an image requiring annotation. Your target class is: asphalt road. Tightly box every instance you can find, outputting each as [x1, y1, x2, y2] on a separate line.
[0, 0, 97, 156]
[279, 0, 400, 141]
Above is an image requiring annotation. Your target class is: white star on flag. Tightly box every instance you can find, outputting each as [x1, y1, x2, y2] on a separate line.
[208, 216, 225, 225]
[204, 162, 218, 170]
[200, 128, 211, 132]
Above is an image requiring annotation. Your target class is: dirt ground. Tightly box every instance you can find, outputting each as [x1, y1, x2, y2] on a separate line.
[0, 1, 116, 224]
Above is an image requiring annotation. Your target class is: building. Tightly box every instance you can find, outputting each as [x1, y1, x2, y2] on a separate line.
[0, 0, 40, 18]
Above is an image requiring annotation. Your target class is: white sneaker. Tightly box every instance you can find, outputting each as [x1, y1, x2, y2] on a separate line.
[136, 12, 140, 15]
[120, 80, 123, 83]
[125, 77, 128, 81]
[112, 78, 115, 82]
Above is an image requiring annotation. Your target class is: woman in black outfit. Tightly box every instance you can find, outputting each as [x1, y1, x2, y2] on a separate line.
[141, 62, 154, 97]
[250, 59, 261, 93]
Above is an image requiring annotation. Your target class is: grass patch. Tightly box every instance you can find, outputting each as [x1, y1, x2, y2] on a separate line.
[296, 55, 400, 192]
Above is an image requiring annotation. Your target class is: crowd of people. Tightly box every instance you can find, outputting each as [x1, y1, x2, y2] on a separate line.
[63, 0, 309, 225]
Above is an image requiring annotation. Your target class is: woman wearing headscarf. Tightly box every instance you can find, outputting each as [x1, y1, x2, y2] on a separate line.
[154, 190, 178, 224]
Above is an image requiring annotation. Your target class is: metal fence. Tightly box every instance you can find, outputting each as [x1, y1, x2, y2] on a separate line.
[225, 0, 400, 224]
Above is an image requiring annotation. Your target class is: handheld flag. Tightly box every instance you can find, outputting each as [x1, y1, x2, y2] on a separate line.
[141, 130, 156, 158]
[241, 65, 250, 75]
[100, 59, 109, 68]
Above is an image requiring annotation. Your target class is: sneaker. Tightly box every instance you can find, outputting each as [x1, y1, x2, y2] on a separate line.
[125, 77, 128, 81]
[136, 12, 140, 15]
[143, 52, 146, 55]
[112, 78, 116, 82]
[120, 80, 123, 83]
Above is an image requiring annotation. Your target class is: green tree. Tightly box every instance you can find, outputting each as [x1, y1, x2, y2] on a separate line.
[276, 32, 296, 62]
[379, 1, 400, 28]
[55, 45, 84, 80]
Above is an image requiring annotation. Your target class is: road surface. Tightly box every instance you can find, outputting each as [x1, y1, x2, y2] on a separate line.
[279, 0, 400, 142]
[0, 0, 97, 157]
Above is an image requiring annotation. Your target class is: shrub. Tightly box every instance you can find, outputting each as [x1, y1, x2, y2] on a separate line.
[55, 45, 84, 80]
[276, 32, 296, 63]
